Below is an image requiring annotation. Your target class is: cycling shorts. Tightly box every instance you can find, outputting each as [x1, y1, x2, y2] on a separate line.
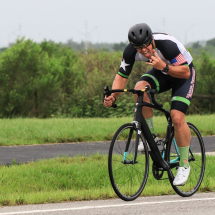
[138, 62, 196, 114]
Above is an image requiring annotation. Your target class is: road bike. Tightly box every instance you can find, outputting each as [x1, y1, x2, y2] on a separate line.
[103, 85, 205, 201]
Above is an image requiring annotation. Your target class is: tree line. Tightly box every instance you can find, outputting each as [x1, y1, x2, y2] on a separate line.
[0, 38, 214, 118]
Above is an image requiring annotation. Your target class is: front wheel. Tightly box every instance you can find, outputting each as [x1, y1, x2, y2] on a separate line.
[166, 122, 205, 197]
[108, 123, 149, 201]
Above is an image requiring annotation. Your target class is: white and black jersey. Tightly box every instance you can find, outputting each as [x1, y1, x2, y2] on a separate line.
[118, 33, 195, 114]
[118, 33, 193, 78]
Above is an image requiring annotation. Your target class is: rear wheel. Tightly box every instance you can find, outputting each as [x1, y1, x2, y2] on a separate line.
[166, 122, 205, 197]
[108, 123, 149, 201]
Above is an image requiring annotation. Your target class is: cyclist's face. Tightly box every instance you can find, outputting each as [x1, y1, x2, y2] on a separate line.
[136, 42, 153, 59]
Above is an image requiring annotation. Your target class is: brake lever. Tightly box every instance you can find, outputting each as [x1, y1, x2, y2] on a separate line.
[150, 92, 163, 107]
[145, 85, 163, 107]
[102, 85, 117, 108]
[146, 90, 153, 104]
[102, 85, 108, 104]
[145, 85, 153, 104]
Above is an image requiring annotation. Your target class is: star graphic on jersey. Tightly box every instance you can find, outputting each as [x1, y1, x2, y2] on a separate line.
[120, 59, 130, 71]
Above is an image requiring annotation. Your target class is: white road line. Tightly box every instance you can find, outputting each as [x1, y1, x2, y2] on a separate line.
[1, 197, 215, 214]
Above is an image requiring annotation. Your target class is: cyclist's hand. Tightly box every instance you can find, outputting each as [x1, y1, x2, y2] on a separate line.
[146, 49, 166, 71]
[103, 95, 116, 107]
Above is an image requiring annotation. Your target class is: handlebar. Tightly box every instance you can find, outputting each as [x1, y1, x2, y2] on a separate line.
[102, 85, 163, 108]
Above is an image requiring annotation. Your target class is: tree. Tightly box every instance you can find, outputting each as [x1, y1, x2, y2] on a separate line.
[193, 51, 215, 113]
[0, 38, 83, 117]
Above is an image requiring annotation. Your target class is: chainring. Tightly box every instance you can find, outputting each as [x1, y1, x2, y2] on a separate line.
[152, 162, 164, 180]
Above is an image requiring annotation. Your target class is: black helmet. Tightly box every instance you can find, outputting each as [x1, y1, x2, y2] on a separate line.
[128, 23, 152, 47]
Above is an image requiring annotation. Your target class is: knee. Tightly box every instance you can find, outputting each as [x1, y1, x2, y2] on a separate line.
[172, 116, 182, 129]
[134, 93, 149, 102]
[171, 111, 185, 130]
[134, 81, 151, 102]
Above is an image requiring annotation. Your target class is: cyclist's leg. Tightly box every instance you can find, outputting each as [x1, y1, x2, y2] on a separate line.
[171, 110, 191, 185]
[135, 68, 171, 147]
[171, 63, 196, 185]
[135, 80, 154, 151]
[171, 110, 190, 147]
[134, 80, 153, 119]
[171, 110, 190, 166]
[171, 62, 196, 150]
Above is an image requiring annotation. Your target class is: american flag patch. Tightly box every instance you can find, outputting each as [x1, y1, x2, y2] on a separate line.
[170, 54, 187, 65]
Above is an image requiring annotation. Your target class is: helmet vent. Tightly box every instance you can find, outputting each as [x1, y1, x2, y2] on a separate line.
[146, 30, 148, 37]
[139, 29, 142, 37]
[131, 32, 136, 39]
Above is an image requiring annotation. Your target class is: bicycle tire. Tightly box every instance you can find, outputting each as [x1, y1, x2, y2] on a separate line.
[108, 123, 149, 201]
[166, 122, 205, 197]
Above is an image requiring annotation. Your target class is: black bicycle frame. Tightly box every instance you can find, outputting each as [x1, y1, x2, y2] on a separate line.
[103, 86, 175, 181]
[133, 91, 172, 170]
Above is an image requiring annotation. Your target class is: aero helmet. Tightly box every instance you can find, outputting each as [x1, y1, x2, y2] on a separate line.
[128, 23, 152, 47]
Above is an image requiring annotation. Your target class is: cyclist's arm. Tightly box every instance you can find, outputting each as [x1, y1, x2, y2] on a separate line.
[111, 74, 128, 98]
[151, 39, 191, 79]
[104, 44, 136, 107]
[149, 50, 190, 79]
[166, 64, 190, 79]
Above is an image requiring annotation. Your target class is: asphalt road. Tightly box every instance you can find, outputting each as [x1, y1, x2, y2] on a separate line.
[0, 192, 215, 214]
[0, 136, 214, 165]
[0, 137, 214, 214]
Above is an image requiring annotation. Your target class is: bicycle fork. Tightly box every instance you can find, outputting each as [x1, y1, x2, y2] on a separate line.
[122, 126, 139, 164]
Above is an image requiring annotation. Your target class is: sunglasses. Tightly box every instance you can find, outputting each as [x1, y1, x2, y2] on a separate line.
[133, 39, 152, 50]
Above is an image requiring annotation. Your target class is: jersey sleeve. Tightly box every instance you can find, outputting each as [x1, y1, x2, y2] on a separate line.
[118, 44, 137, 79]
[156, 40, 188, 66]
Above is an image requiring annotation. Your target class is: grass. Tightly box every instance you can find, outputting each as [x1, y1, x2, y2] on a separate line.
[0, 114, 214, 146]
[0, 115, 213, 206]
[0, 153, 214, 206]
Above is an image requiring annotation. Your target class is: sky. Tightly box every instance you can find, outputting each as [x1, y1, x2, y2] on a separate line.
[0, 0, 215, 48]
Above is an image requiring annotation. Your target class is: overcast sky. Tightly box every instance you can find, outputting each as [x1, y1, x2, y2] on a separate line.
[0, 0, 215, 48]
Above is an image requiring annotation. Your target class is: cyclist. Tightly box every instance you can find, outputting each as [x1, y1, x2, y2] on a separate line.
[103, 23, 196, 186]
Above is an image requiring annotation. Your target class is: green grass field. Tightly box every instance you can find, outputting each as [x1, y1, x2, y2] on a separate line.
[0, 154, 214, 206]
[0, 114, 214, 146]
[0, 115, 214, 206]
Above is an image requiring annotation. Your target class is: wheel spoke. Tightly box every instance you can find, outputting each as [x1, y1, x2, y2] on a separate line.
[108, 124, 149, 201]
[166, 122, 205, 197]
